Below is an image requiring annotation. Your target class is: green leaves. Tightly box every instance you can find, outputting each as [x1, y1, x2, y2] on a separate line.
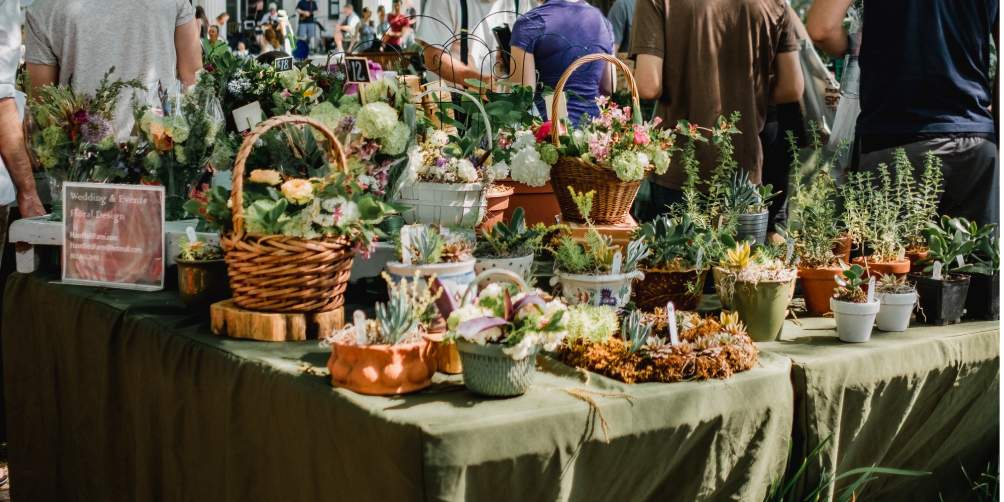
[621, 310, 654, 355]
[244, 198, 289, 235]
[376, 287, 421, 345]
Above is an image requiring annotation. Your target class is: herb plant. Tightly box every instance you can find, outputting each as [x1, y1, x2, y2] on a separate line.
[551, 188, 650, 275]
[902, 151, 944, 251]
[783, 127, 842, 268]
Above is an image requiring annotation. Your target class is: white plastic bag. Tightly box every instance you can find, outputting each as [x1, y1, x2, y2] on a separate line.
[798, 39, 840, 143]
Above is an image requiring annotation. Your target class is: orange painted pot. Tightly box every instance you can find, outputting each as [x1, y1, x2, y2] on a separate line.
[905, 249, 929, 274]
[832, 235, 852, 265]
[851, 256, 911, 279]
[424, 333, 463, 374]
[327, 337, 437, 395]
[798, 266, 843, 315]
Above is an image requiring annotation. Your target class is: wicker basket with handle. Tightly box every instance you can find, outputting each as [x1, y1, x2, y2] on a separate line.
[550, 53, 650, 224]
[221, 115, 355, 313]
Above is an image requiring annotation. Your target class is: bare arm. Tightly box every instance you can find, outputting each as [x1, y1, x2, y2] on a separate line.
[504, 46, 535, 88]
[420, 41, 492, 85]
[768, 50, 804, 104]
[175, 19, 203, 87]
[0, 99, 44, 217]
[25, 63, 58, 100]
[635, 54, 662, 101]
[806, 0, 853, 59]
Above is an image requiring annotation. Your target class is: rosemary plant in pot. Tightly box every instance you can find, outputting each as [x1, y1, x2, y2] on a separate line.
[549, 189, 650, 308]
[911, 217, 975, 325]
[324, 277, 438, 395]
[874, 274, 917, 332]
[842, 161, 912, 278]
[473, 207, 543, 287]
[439, 271, 569, 396]
[713, 238, 797, 342]
[830, 264, 880, 343]
[175, 234, 230, 308]
[899, 150, 944, 272]
[959, 222, 999, 320]
[632, 214, 711, 311]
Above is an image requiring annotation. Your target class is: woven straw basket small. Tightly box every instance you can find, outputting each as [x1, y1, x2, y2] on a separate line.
[221, 115, 355, 313]
[550, 54, 651, 224]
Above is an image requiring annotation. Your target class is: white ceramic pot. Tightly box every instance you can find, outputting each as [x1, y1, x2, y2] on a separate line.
[830, 297, 880, 343]
[875, 291, 917, 332]
[474, 254, 534, 288]
[397, 181, 487, 226]
[551, 270, 645, 308]
[385, 259, 477, 302]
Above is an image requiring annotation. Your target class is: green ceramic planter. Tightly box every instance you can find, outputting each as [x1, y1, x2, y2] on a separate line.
[725, 277, 795, 342]
[455, 339, 538, 397]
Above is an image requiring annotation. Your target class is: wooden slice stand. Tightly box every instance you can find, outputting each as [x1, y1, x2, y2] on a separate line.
[210, 300, 344, 342]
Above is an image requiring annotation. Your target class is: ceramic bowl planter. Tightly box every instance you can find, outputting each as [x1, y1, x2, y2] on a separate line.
[830, 297, 880, 343]
[911, 274, 971, 326]
[455, 339, 539, 397]
[852, 256, 911, 279]
[632, 267, 709, 311]
[797, 266, 844, 314]
[875, 291, 917, 332]
[963, 273, 1000, 321]
[735, 211, 769, 245]
[397, 182, 487, 226]
[714, 270, 795, 342]
[327, 337, 437, 395]
[552, 270, 645, 308]
[175, 257, 231, 308]
[386, 259, 477, 329]
[474, 253, 534, 288]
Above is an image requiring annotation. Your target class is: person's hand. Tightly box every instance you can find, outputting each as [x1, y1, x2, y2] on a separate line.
[17, 191, 46, 218]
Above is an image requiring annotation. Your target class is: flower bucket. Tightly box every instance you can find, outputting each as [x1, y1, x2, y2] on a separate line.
[735, 211, 769, 245]
[175, 257, 232, 308]
[552, 270, 644, 308]
[455, 339, 539, 397]
[397, 181, 487, 226]
[912, 274, 971, 326]
[632, 267, 708, 311]
[474, 253, 534, 288]
[327, 338, 437, 395]
[875, 291, 917, 332]
[963, 273, 999, 321]
[715, 272, 795, 342]
[386, 259, 477, 330]
[797, 265, 843, 315]
[831, 297, 880, 343]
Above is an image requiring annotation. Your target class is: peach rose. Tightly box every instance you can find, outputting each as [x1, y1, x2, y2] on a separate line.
[280, 179, 314, 205]
[249, 169, 282, 185]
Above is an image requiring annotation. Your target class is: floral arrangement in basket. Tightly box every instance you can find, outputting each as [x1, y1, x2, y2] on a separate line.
[407, 128, 507, 185]
[557, 309, 758, 384]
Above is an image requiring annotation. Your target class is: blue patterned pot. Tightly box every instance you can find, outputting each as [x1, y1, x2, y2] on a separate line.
[455, 339, 538, 397]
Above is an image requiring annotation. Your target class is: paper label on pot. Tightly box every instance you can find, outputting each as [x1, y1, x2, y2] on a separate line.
[866, 276, 875, 303]
[932, 261, 942, 280]
[400, 226, 412, 265]
[353, 310, 368, 344]
[695, 249, 703, 271]
[786, 239, 794, 264]
[186, 226, 198, 243]
[612, 252, 622, 274]
[666, 302, 679, 346]
[956, 255, 965, 268]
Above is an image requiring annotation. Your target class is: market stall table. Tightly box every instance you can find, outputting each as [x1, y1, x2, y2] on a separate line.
[2, 273, 794, 501]
[759, 317, 1000, 501]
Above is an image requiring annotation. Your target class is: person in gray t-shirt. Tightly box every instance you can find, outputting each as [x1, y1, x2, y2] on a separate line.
[606, 0, 635, 52]
[23, 0, 203, 137]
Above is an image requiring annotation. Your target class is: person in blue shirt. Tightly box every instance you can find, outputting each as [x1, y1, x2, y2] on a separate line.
[507, 0, 614, 121]
[606, 0, 634, 53]
[808, 0, 1000, 226]
[296, 0, 320, 51]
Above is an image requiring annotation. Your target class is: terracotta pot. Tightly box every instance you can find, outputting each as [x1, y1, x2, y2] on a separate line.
[479, 185, 513, 234]
[832, 234, 852, 264]
[500, 178, 561, 226]
[175, 257, 231, 308]
[327, 337, 437, 395]
[632, 267, 709, 311]
[904, 249, 929, 274]
[424, 333, 463, 374]
[852, 256, 911, 279]
[797, 265, 843, 315]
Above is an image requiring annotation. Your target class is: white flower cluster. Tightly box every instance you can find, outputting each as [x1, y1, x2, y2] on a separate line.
[506, 129, 551, 187]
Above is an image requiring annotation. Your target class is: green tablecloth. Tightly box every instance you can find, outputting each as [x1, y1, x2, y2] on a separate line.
[761, 317, 1000, 501]
[2, 273, 794, 501]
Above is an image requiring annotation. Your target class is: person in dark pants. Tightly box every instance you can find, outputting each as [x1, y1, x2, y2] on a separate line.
[759, 101, 806, 239]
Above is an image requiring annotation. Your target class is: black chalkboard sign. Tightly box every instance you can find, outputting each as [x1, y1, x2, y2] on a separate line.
[344, 57, 372, 84]
[273, 56, 294, 72]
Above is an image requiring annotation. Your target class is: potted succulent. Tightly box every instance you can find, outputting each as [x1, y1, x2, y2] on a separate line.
[632, 214, 711, 311]
[473, 207, 544, 287]
[873, 274, 917, 332]
[713, 238, 797, 342]
[175, 234, 231, 308]
[722, 170, 778, 245]
[439, 271, 569, 396]
[959, 223, 999, 321]
[830, 264, 880, 343]
[912, 217, 975, 325]
[324, 277, 438, 395]
[548, 188, 650, 308]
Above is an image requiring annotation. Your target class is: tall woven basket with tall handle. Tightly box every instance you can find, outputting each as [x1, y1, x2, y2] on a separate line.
[221, 115, 355, 313]
[550, 54, 651, 224]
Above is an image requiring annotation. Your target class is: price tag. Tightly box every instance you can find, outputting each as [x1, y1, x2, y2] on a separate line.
[717, 215, 724, 231]
[866, 276, 876, 303]
[62, 183, 165, 291]
[344, 57, 372, 84]
[612, 251, 623, 274]
[232, 101, 264, 132]
[273, 56, 294, 72]
[400, 226, 412, 265]
[353, 310, 368, 345]
[666, 302, 679, 346]
[932, 260, 942, 280]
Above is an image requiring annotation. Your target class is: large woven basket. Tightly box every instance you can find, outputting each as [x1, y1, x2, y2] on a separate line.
[550, 54, 651, 224]
[221, 115, 355, 313]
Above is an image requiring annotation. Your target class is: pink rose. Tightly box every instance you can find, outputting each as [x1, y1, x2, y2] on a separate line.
[535, 121, 566, 143]
[633, 130, 650, 146]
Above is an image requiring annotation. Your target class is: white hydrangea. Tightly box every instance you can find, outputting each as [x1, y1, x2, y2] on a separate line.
[480, 283, 504, 301]
[512, 129, 536, 151]
[379, 121, 411, 156]
[509, 146, 551, 187]
[486, 160, 509, 182]
[502, 336, 537, 361]
[337, 200, 361, 226]
[456, 159, 479, 183]
[653, 149, 671, 175]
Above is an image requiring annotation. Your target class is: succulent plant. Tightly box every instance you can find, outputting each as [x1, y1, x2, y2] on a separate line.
[402, 224, 473, 265]
[637, 214, 706, 270]
[721, 241, 758, 269]
[476, 207, 544, 259]
[621, 310, 654, 355]
[916, 216, 981, 276]
[875, 274, 916, 294]
[375, 287, 421, 345]
[833, 263, 868, 303]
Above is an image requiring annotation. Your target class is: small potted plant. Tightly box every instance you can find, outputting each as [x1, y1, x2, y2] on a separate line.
[911, 217, 974, 325]
[842, 162, 911, 278]
[874, 274, 917, 332]
[473, 207, 544, 287]
[830, 263, 880, 343]
[439, 271, 569, 397]
[324, 277, 438, 395]
[901, 151, 944, 272]
[722, 170, 778, 245]
[175, 234, 230, 308]
[548, 188, 650, 307]
[959, 224, 999, 321]
[713, 237, 797, 342]
[632, 214, 711, 311]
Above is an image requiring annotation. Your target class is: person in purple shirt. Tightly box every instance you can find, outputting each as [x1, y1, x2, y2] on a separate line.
[506, 0, 614, 121]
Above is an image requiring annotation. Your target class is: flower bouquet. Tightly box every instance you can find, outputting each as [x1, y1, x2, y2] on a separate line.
[24, 67, 146, 219]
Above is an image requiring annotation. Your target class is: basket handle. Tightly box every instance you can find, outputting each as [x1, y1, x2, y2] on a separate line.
[413, 87, 494, 148]
[550, 54, 640, 146]
[459, 269, 531, 306]
[230, 115, 349, 238]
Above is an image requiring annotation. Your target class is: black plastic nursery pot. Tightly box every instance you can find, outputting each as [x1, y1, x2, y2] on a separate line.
[910, 274, 971, 326]
[963, 273, 999, 321]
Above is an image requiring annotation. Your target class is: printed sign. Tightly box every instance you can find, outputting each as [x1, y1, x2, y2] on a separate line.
[232, 101, 265, 132]
[62, 183, 165, 291]
[273, 56, 295, 72]
[344, 57, 372, 84]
